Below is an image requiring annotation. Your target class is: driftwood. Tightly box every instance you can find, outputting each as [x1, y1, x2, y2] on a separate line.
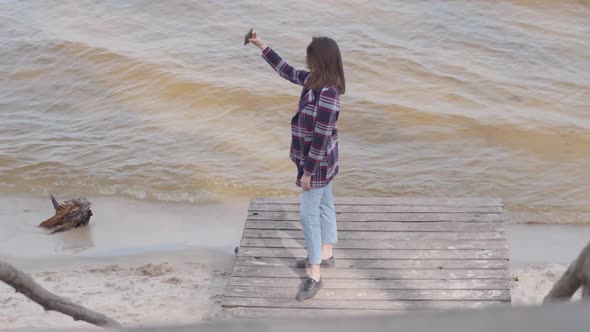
[544, 240, 590, 302]
[0, 260, 122, 329]
[39, 194, 93, 234]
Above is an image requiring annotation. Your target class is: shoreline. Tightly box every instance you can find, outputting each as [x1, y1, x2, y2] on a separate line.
[2, 193, 589, 264]
[0, 194, 247, 329]
[0, 194, 250, 259]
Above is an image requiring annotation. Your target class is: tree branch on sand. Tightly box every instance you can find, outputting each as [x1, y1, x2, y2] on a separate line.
[39, 194, 93, 234]
[0, 260, 122, 329]
[544, 240, 590, 302]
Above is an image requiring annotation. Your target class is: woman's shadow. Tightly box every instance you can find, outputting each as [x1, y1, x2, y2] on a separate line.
[247, 209, 309, 284]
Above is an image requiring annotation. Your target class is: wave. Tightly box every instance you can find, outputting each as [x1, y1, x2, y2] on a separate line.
[2, 0, 589, 225]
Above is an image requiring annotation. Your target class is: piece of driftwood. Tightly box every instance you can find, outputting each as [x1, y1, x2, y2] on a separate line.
[0, 260, 122, 329]
[39, 194, 93, 234]
[544, 240, 590, 302]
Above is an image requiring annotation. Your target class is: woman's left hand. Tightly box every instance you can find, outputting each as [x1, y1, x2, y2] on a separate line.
[301, 174, 312, 191]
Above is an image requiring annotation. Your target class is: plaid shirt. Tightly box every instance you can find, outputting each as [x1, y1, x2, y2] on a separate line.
[262, 47, 340, 188]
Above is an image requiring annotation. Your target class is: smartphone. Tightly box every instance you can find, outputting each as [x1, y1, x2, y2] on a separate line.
[244, 28, 253, 45]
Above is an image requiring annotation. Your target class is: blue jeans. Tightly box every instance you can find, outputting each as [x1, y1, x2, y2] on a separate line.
[300, 181, 338, 265]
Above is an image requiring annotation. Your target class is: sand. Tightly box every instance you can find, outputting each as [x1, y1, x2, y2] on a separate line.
[510, 264, 583, 305]
[0, 195, 246, 330]
[0, 250, 235, 330]
[1, 257, 583, 330]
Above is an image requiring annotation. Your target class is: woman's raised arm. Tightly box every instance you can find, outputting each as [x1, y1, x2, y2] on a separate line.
[249, 31, 310, 86]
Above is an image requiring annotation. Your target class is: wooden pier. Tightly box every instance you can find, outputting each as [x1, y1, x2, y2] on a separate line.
[222, 197, 511, 319]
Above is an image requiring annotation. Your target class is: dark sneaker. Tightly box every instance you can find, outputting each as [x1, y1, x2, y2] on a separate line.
[296, 278, 323, 301]
[295, 256, 335, 269]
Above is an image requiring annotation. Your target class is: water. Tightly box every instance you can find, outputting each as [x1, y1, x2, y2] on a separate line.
[0, 194, 248, 258]
[1, 0, 589, 223]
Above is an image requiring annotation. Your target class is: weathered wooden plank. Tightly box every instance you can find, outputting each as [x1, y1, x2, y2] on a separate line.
[248, 211, 503, 222]
[234, 257, 510, 270]
[242, 229, 506, 241]
[238, 247, 509, 260]
[223, 307, 412, 319]
[224, 196, 509, 320]
[250, 203, 503, 213]
[224, 286, 511, 301]
[240, 238, 508, 250]
[251, 197, 503, 206]
[222, 297, 506, 310]
[227, 277, 510, 290]
[232, 266, 508, 279]
[244, 220, 505, 232]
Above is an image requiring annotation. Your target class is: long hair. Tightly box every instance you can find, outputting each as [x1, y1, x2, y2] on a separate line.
[305, 37, 346, 94]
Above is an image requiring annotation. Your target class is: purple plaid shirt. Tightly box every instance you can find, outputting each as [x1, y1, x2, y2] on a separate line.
[262, 47, 340, 188]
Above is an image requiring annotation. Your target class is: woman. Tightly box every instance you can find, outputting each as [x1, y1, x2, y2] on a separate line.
[248, 31, 345, 301]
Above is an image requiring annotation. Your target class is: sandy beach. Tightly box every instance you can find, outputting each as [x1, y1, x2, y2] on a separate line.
[0, 249, 235, 330]
[0, 195, 246, 330]
[1, 195, 589, 330]
[0, 255, 583, 330]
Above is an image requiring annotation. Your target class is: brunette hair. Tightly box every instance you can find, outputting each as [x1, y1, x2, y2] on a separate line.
[305, 37, 346, 94]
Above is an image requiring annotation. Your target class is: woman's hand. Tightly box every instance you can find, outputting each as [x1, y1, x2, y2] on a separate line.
[301, 174, 312, 191]
[249, 31, 268, 51]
